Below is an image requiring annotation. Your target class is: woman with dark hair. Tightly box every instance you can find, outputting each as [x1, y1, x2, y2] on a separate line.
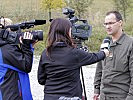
[37, 18, 109, 100]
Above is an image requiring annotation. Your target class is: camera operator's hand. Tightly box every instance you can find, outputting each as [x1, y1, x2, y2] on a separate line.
[23, 31, 33, 40]
[19, 32, 33, 45]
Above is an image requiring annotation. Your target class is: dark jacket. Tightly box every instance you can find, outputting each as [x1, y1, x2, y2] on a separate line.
[94, 34, 133, 100]
[0, 38, 33, 100]
[38, 42, 106, 100]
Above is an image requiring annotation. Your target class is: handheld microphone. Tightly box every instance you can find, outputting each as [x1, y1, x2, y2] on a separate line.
[33, 20, 46, 25]
[100, 37, 111, 50]
[5, 19, 46, 31]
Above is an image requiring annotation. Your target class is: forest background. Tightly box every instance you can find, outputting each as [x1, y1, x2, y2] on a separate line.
[0, 0, 133, 55]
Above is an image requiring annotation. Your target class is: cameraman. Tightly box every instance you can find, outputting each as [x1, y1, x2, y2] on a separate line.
[37, 18, 109, 100]
[0, 18, 36, 100]
[0, 17, 12, 26]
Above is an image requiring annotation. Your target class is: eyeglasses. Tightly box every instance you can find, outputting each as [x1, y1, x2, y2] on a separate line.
[103, 21, 119, 26]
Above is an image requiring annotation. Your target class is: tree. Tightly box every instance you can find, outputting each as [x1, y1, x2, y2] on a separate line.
[41, 0, 66, 19]
[65, 0, 94, 19]
[113, 0, 132, 22]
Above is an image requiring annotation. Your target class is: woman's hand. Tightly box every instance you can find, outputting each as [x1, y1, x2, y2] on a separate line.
[93, 94, 99, 100]
[103, 49, 110, 57]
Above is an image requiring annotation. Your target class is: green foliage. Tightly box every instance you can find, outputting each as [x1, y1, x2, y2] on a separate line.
[41, 0, 66, 10]
[124, 22, 133, 36]
[65, 0, 94, 19]
[0, 0, 132, 54]
[112, 0, 133, 21]
[0, 0, 47, 22]
[41, 0, 66, 19]
[86, 26, 107, 51]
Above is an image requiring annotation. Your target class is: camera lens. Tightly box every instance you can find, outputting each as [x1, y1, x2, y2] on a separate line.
[32, 30, 43, 41]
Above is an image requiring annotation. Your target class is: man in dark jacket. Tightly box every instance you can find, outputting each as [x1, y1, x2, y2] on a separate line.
[0, 18, 35, 100]
[93, 11, 133, 100]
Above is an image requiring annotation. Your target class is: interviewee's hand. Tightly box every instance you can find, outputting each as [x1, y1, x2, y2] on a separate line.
[93, 94, 99, 100]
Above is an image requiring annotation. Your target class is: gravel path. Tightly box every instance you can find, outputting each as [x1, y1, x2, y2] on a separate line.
[29, 57, 97, 100]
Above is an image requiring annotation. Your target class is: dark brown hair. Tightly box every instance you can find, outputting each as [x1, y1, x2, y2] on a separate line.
[46, 18, 75, 56]
[106, 11, 123, 21]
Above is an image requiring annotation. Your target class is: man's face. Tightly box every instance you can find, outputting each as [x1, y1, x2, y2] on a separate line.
[104, 13, 122, 36]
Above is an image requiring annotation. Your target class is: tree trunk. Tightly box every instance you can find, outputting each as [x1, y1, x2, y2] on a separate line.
[49, 8, 51, 20]
[123, 8, 126, 22]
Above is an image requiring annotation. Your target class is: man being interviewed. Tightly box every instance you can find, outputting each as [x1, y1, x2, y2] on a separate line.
[94, 11, 133, 100]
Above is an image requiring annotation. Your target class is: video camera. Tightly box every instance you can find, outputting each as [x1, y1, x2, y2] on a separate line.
[62, 8, 92, 46]
[0, 18, 46, 44]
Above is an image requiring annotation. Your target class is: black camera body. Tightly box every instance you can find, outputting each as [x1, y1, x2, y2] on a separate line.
[0, 29, 44, 44]
[0, 19, 46, 44]
[63, 8, 92, 41]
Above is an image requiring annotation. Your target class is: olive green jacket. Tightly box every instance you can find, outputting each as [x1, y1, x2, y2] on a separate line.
[94, 33, 133, 100]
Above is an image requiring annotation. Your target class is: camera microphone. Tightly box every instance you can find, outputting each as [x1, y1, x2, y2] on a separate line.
[100, 36, 111, 50]
[5, 19, 46, 31]
[34, 20, 46, 25]
[22, 19, 46, 25]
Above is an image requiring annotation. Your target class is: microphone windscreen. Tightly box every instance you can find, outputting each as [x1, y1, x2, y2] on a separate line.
[34, 20, 46, 25]
[103, 36, 111, 44]
[101, 36, 111, 50]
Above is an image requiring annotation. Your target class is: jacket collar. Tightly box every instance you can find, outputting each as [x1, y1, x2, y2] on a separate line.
[110, 33, 126, 46]
[52, 42, 67, 47]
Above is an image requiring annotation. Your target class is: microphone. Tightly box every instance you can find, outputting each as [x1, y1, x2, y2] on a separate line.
[100, 37, 111, 50]
[33, 20, 46, 25]
[22, 19, 46, 25]
[5, 19, 46, 31]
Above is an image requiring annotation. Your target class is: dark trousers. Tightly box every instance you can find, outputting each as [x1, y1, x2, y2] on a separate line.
[100, 94, 125, 100]
[44, 94, 82, 100]
[44, 94, 60, 100]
